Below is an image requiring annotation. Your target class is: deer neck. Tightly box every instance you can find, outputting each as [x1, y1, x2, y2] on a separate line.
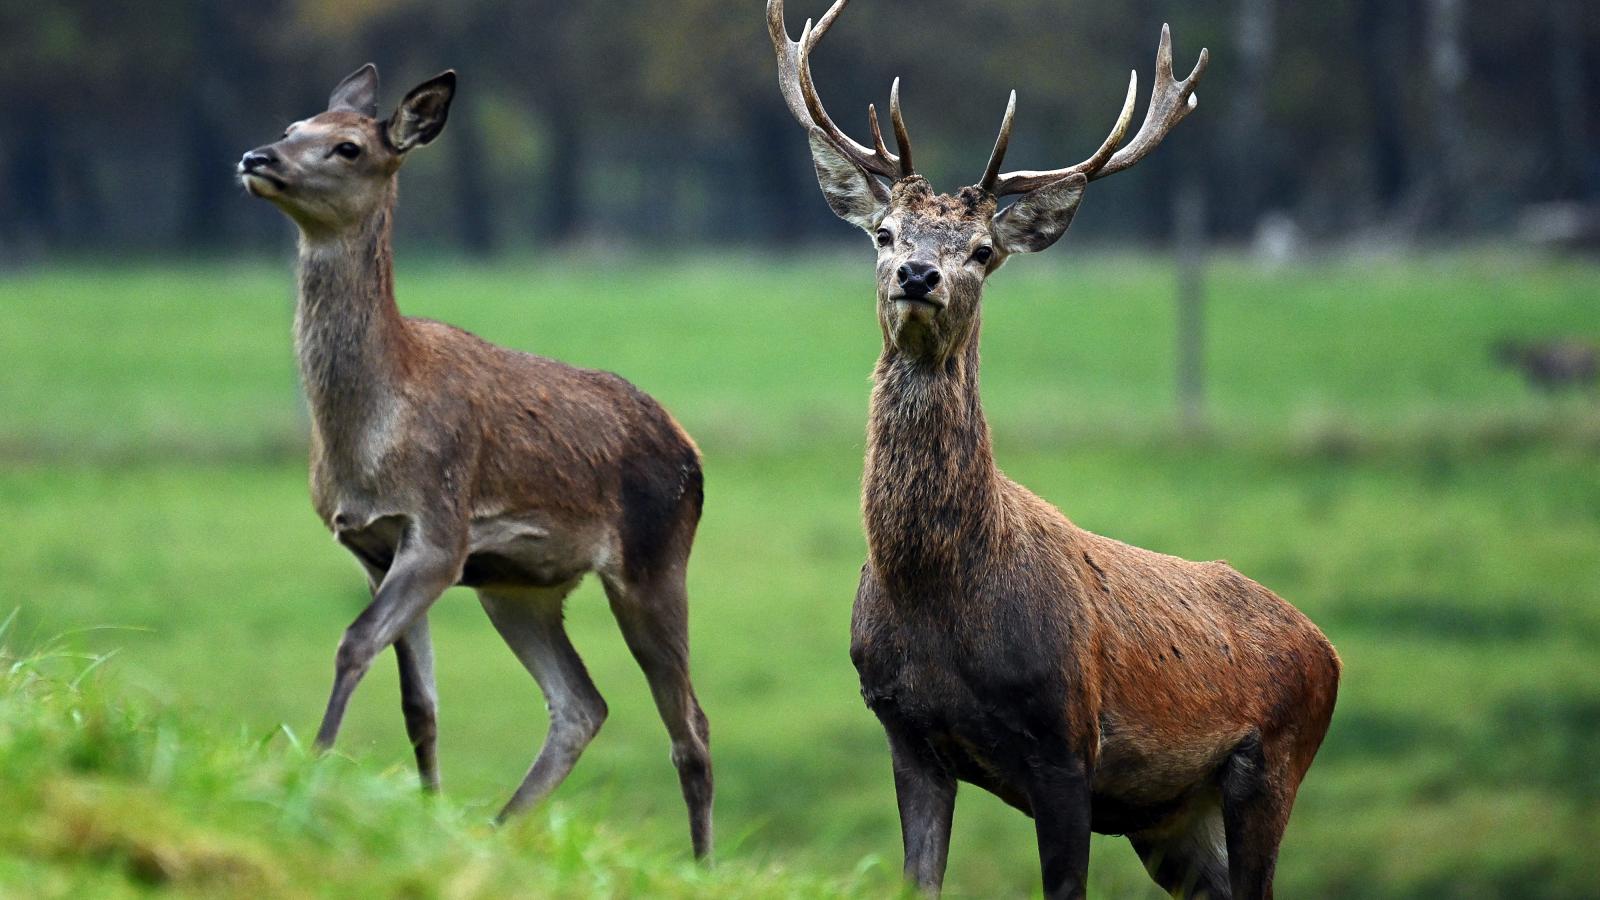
[863, 332, 1001, 600]
[293, 183, 412, 449]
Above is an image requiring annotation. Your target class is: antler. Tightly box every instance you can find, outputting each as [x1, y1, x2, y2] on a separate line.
[982, 24, 1209, 197]
[768, 0, 914, 181]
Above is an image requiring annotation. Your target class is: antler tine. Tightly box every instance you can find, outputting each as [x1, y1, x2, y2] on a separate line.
[984, 74, 1135, 197]
[767, 0, 809, 125]
[1096, 24, 1208, 179]
[889, 78, 914, 178]
[1156, 19, 1175, 82]
[867, 104, 893, 161]
[987, 24, 1207, 197]
[795, 19, 850, 147]
[809, 0, 847, 42]
[768, 0, 910, 181]
[1076, 72, 1139, 178]
[979, 90, 1018, 194]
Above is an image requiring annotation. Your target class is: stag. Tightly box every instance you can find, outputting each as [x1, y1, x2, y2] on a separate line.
[768, 3, 1339, 896]
[236, 66, 713, 856]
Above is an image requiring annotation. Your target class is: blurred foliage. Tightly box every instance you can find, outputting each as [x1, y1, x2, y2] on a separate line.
[2, 250, 1595, 456]
[0, 0, 1597, 257]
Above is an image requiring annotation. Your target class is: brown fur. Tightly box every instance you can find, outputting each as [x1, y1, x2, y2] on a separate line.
[766, 6, 1308, 889]
[843, 181, 1338, 898]
[239, 65, 713, 857]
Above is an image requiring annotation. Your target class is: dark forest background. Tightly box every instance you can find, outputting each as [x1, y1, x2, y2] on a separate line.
[2, 0, 1597, 260]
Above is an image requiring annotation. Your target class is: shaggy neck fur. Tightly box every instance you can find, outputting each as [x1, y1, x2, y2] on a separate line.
[293, 181, 411, 452]
[864, 328, 1003, 601]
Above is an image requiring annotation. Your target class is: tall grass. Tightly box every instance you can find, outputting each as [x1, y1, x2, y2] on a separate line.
[0, 619, 901, 898]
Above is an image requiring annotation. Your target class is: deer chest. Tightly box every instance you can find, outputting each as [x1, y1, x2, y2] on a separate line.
[850, 570, 1073, 788]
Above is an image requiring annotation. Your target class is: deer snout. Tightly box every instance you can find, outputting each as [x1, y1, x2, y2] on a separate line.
[239, 148, 279, 173]
[238, 147, 288, 197]
[896, 261, 943, 301]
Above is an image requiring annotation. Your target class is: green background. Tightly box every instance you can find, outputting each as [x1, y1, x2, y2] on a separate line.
[2, 251, 1597, 896]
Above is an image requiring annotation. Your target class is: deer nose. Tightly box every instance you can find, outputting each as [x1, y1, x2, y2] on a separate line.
[240, 149, 278, 172]
[897, 261, 942, 299]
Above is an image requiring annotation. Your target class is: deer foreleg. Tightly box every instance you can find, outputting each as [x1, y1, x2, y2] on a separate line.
[887, 729, 957, 895]
[1028, 751, 1093, 900]
[315, 535, 461, 752]
[394, 615, 440, 791]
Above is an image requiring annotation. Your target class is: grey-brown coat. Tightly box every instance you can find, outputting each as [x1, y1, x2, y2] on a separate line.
[239, 65, 713, 857]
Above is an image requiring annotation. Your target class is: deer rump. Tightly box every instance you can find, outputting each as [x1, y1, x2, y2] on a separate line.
[850, 503, 1339, 838]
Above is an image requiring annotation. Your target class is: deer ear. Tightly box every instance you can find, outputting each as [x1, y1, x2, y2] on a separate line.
[386, 71, 456, 153]
[991, 173, 1087, 254]
[808, 129, 890, 232]
[328, 64, 379, 118]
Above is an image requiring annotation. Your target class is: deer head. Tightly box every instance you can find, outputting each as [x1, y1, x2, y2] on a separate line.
[769, 0, 1208, 362]
[238, 65, 456, 238]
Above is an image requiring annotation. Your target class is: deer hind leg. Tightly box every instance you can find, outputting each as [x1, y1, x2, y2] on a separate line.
[601, 567, 714, 860]
[1217, 732, 1295, 900]
[394, 615, 441, 792]
[1129, 801, 1232, 899]
[478, 582, 609, 823]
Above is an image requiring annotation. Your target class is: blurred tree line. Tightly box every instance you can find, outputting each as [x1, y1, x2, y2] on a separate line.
[0, 0, 1595, 258]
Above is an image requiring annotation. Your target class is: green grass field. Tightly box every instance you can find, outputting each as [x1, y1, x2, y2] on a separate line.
[1, 251, 1598, 897]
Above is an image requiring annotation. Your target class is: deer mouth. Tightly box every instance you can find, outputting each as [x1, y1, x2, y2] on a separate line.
[890, 293, 946, 312]
[239, 170, 287, 197]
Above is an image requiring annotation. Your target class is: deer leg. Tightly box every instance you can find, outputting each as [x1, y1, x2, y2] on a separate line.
[884, 728, 956, 895]
[315, 538, 461, 751]
[394, 615, 440, 792]
[601, 569, 714, 860]
[478, 583, 608, 823]
[1026, 751, 1094, 900]
[1218, 733, 1292, 900]
[1129, 800, 1232, 899]
[355, 563, 442, 792]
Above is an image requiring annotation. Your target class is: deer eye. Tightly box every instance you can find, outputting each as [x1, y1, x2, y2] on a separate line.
[333, 142, 362, 159]
[972, 246, 994, 265]
[876, 228, 893, 247]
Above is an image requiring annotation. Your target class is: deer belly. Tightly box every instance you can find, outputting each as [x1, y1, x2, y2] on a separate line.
[460, 513, 604, 589]
[1092, 713, 1240, 809]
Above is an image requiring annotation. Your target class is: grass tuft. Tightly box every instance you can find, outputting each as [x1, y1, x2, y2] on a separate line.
[0, 637, 900, 898]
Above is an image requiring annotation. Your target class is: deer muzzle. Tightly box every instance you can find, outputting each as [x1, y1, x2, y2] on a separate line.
[238, 148, 287, 195]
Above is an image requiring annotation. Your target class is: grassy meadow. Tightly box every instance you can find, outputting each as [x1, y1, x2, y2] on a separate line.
[1, 249, 1597, 897]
